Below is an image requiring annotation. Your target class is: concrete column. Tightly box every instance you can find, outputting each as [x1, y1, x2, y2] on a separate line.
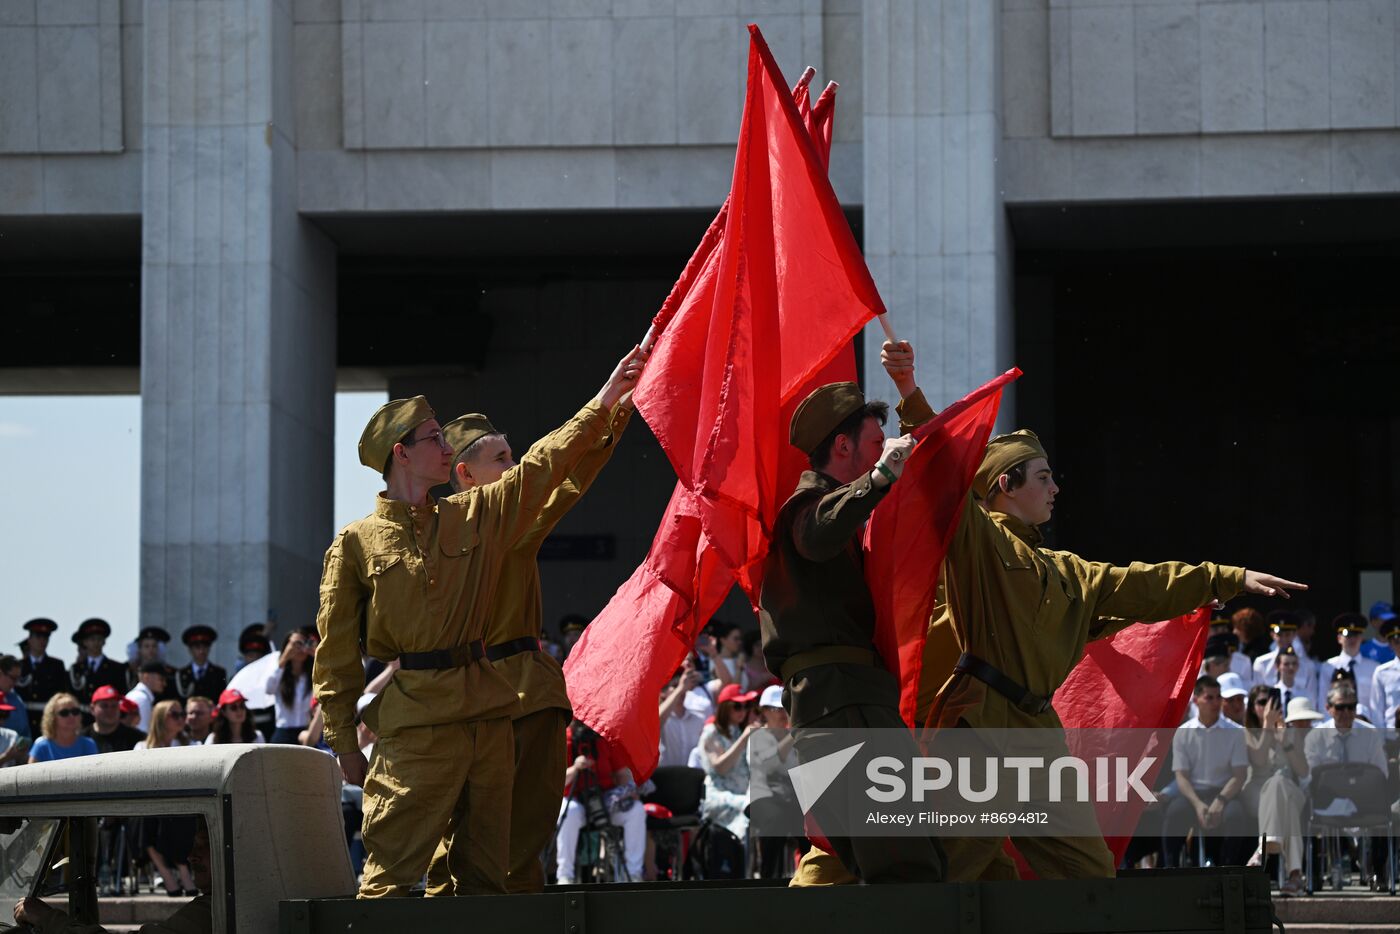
[861, 0, 1014, 419]
[141, 1, 336, 667]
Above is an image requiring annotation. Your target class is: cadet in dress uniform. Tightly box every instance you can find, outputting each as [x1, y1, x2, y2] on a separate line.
[424, 400, 633, 894]
[126, 626, 179, 701]
[175, 626, 228, 701]
[68, 618, 127, 706]
[1324, 613, 1380, 715]
[16, 618, 70, 736]
[313, 346, 645, 898]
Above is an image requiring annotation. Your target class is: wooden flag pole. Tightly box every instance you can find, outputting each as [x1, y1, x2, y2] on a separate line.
[877, 313, 899, 345]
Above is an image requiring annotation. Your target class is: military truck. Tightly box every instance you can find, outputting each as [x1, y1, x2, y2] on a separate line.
[0, 746, 1278, 933]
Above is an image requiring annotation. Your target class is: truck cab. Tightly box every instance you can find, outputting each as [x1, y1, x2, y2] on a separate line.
[0, 745, 353, 932]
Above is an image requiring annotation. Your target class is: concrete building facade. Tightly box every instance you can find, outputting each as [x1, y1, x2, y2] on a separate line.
[2, 0, 1397, 664]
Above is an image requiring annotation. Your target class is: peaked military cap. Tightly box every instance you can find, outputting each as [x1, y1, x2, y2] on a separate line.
[182, 625, 218, 645]
[442, 413, 498, 456]
[137, 626, 171, 643]
[72, 618, 111, 644]
[358, 395, 435, 471]
[1333, 612, 1367, 637]
[789, 382, 866, 455]
[1267, 610, 1299, 633]
[23, 618, 58, 637]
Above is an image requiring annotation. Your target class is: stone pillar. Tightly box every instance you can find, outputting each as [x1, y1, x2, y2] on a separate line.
[140, 1, 336, 668]
[861, 0, 1014, 419]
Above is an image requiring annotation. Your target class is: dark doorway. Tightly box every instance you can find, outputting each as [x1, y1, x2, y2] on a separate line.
[1012, 198, 1400, 628]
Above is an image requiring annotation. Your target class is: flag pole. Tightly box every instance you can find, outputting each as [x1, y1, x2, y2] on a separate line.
[877, 313, 899, 345]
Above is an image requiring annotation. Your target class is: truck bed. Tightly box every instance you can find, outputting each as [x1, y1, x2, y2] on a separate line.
[279, 868, 1277, 934]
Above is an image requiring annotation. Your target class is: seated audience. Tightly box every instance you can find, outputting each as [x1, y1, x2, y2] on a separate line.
[1162, 676, 1249, 866]
[697, 683, 758, 840]
[205, 689, 265, 745]
[658, 656, 711, 769]
[1248, 694, 1322, 893]
[85, 685, 146, 754]
[29, 693, 99, 764]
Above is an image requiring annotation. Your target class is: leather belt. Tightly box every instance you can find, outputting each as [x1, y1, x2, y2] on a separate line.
[399, 640, 487, 671]
[780, 645, 878, 684]
[485, 637, 542, 662]
[954, 652, 1054, 716]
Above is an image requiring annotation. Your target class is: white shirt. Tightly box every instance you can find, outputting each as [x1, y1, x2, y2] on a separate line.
[265, 667, 313, 728]
[1324, 652, 1380, 714]
[1172, 716, 1248, 791]
[1254, 644, 1321, 697]
[124, 683, 157, 733]
[658, 690, 712, 769]
[1304, 720, 1387, 774]
[1371, 659, 1400, 733]
[1228, 652, 1254, 689]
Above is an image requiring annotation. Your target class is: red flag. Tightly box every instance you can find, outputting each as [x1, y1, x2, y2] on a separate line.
[864, 369, 1021, 727]
[1057, 606, 1211, 867]
[566, 26, 875, 778]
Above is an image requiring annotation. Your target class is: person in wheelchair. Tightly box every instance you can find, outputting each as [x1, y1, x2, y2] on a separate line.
[554, 721, 646, 884]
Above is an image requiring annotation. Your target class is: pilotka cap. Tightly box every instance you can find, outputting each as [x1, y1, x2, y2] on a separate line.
[974, 429, 1049, 501]
[359, 396, 435, 471]
[789, 382, 866, 455]
[442, 413, 498, 457]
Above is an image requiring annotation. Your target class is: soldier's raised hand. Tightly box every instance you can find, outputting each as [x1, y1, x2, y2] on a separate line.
[599, 345, 648, 409]
[880, 339, 917, 398]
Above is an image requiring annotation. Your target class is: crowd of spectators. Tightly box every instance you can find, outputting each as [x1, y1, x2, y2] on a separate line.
[1129, 601, 1400, 894]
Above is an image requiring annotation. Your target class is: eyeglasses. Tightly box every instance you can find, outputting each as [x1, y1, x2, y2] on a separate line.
[56, 708, 82, 718]
[1331, 703, 1358, 712]
[402, 429, 452, 452]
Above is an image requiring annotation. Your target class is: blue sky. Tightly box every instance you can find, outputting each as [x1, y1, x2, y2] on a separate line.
[0, 392, 385, 648]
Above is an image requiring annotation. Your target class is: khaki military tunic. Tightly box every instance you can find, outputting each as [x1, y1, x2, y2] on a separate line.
[898, 387, 1247, 881]
[425, 404, 631, 894]
[314, 399, 613, 752]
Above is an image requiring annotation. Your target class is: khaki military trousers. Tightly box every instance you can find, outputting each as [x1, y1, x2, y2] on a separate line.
[358, 716, 513, 898]
[424, 706, 570, 894]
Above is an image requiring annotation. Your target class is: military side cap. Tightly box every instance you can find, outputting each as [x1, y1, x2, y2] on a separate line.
[789, 382, 865, 455]
[1267, 610, 1299, 633]
[442, 413, 497, 456]
[559, 614, 589, 635]
[72, 618, 111, 644]
[1276, 645, 1298, 660]
[23, 618, 58, 637]
[359, 395, 435, 471]
[1333, 612, 1367, 637]
[182, 625, 218, 646]
[1331, 665, 1357, 684]
[974, 429, 1049, 500]
[137, 626, 171, 643]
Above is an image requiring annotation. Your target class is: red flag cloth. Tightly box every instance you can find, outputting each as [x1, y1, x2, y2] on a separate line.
[566, 26, 873, 778]
[863, 369, 1021, 727]
[1056, 605, 1212, 868]
[1001, 606, 1211, 877]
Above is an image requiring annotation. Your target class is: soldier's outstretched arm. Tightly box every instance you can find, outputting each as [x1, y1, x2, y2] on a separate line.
[471, 346, 647, 549]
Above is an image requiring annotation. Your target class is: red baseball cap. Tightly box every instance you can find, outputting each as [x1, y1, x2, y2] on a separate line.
[91, 685, 122, 704]
[716, 683, 759, 705]
[216, 688, 247, 711]
[0, 701, 14, 713]
[118, 698, 139, 715]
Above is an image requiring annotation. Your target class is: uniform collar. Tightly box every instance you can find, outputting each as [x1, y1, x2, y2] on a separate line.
[989, 510, 1043, 547]
[374, 492, 437, 524]
[795, 470, 840, 494]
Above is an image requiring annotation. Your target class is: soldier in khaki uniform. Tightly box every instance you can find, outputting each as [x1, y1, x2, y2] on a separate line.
[423, 400, 633, 894]
[793, 343, 1308, 886]
[758, 346, 945, 885]
[888, 346, 1306, 880]
[313, 346, 645, 898]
